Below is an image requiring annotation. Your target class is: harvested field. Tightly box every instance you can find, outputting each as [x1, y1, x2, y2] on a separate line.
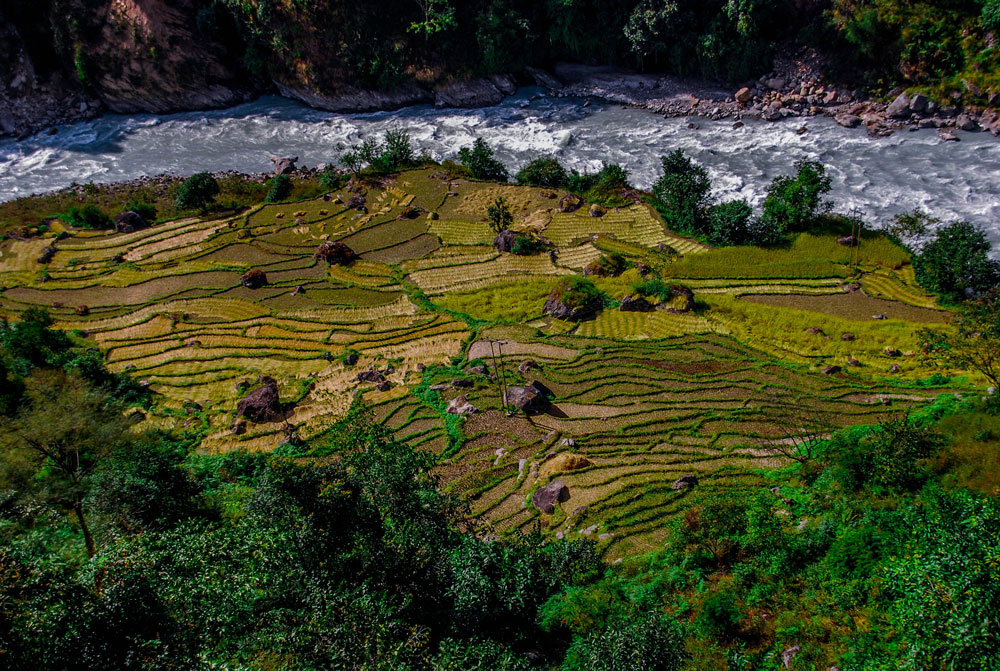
[0, 169, 968, 559]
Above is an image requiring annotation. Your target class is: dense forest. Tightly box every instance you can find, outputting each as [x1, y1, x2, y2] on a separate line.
[5, 0, 1000, 107]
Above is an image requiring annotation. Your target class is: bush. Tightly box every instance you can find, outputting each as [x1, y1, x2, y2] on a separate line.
[459, 138, 509, 181]
[174, 172, 220, 210]
[584, 253, 629, 277]
[553, 276, 603, 311]
[320, 166, 345, 190]
[652, 150, 712, 235]
[759, 160, 831, 235]
[832, 415, 945, 492]
[122, 199, 157, 223]
[516, 157, 568, 188]
[566, 163, 632, 207]
[264, 174, 293, 203]
[694, 589, 743, 640]
[913, 220, 1000, 302]
[59, 204, 113, 230]
[511, 234, 546, 256]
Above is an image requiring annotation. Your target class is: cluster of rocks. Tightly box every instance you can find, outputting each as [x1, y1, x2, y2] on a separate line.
[314, 240, 358, 265]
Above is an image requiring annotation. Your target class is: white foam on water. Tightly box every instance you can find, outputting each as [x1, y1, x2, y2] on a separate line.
[1, 90, 999, 253]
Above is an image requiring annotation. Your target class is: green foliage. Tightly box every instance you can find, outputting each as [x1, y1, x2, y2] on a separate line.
[828, 415, 945, 492]
[563, 610, 688, 671]
[320, 165, 346, 190]
[121, 199, 157, 222]
[586, 253, 630, 277]
[263, 174, 292, 203]
[341, 130, 417, 175]
[511, 233, 547, 255]
[920, 290, 1000, 388]
[59, 203, 113, 230]
[459, 138, 509, 181]
[652, 150, 712, 235]
[516, 157, 568, 188]
[487, 195, 514, 234]
[174, 172, 220, 210]
[873, 488, 1000, 670]
[913, 220, 1000, 302]
[553, 276, 603, 310]
[760, 160, 832, 236]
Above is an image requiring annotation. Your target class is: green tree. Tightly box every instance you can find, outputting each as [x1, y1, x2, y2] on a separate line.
[264, 174, 292, 203]
[913, 220, 1000, 302]
[487, 195, 514, 234]
[652, 149, 713, 235]
[459, 138, 509, 181]
[516, 157, 568, 188]
[759, 159, 832, 235]
[409, 0, 457, 39]
[0, 371, 132, 557]
[174, 172, 220, 210]
[706, 199, 755, 246]
[921, 290, 1000, 389]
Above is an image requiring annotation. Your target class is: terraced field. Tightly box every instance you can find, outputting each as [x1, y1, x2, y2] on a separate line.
[0, 168, 966, 557]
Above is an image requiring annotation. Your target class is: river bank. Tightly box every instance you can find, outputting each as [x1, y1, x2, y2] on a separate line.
[6, 49, 1000, 144]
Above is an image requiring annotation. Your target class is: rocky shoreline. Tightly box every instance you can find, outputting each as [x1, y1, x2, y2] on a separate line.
[5, 51, 1000, 143]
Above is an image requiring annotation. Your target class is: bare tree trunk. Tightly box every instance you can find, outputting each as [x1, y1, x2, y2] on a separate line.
[73, 498, 96, 559]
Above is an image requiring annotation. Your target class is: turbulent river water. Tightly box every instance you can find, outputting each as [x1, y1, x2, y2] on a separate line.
[2, 88, 999, 251]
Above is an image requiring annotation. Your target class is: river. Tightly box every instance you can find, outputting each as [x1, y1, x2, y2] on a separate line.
[1, 89, 998, 251]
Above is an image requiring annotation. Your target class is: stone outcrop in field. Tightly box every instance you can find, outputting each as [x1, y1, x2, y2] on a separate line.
[236, 378, 282, 423]
[532, 480, 570, 514]
[314, 241, 358, 265]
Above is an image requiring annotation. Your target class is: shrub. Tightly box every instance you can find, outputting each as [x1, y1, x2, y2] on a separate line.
[985, 0, 1000, 33]
[458, 138, 509, 181]
[694, 589, 743, 640]
[320, 166, 345, 190]
[563, 610, 687, 671]
[175, 172, 220, 210]
[652, 150, 712, 235]
[516, 157, 568, 188]
[566, 163, 632, 207]
[584, 253, 629, 277]
[122, 199, 157, 223]
[913, 220, 1000, 302]
[832, 415, 945, 492]
[487, 195, 514, 234]
[759, 160, 831, 235]
[264, 175, 293, 203]
[59, 204, 113, 230]
[511, 234, 546, 255]
[553, 276, 603, 311]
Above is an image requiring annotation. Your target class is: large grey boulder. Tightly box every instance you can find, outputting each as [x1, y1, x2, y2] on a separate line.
[435, 75, 516, 108]
[271, 156, 298, 175]
[236, 378, 282, 423]
[532, 480, 570, 514]
[114, 211, 148, 233]
[887, 93, 912, 118]
[506, 381, 553, 413]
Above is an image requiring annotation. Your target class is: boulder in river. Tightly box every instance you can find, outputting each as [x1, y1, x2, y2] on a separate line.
[314, 240, 358, 265]
[532, 480, 570, 514]
[236, 378, 282, 423]
[834, 113, 862, 129]
[887, 93, 912, 118]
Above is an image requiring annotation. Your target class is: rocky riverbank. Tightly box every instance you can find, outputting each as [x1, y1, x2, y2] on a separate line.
[549, 49, 1000, 140]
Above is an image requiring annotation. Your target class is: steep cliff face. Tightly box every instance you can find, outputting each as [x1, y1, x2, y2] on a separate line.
[81, 0, 252, 113]
[0, 0, 254, 135]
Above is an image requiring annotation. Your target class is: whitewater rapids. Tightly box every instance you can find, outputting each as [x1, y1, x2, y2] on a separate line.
[1, 89, 998, 252]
